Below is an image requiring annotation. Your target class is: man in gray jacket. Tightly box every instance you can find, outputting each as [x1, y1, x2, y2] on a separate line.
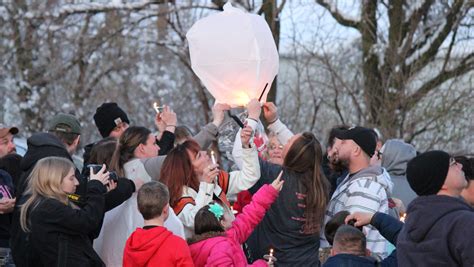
[321, 127, 393, 259]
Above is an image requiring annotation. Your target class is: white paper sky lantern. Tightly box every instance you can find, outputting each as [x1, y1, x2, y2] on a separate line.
[186, 2, 279, 107]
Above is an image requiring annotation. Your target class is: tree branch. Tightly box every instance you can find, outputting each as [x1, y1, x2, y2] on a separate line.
[315, 0, 360, 29]
[405, 0, 465, 75]
[405, 52, 474, 110]
[21, 2, 218, 20]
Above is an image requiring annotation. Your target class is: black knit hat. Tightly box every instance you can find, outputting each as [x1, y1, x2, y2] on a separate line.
[335, 126, 377, 157]
[406, 150, 450, 196]
[93, 103, 130, 138]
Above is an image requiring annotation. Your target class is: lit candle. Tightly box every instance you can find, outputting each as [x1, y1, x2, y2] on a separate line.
[400, 213, 406, 222]
[211, 150, 217, 165]
[268, 248, 274, 264]
[210, 150, 219, 184]
[230, 205, 238, 215]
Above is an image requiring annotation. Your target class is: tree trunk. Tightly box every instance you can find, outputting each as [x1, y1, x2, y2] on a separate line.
[262, 0, 280, 103]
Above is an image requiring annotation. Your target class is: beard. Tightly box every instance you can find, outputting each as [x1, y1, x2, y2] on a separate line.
[328, 152, 349, 172]
[330, 159, 348, 173]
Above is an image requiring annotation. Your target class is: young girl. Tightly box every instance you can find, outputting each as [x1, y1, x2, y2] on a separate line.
[188, 172, 283, 266]
[19, 156, 110, 266]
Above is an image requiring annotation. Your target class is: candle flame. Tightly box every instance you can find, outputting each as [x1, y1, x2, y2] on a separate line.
[153, 102, 161, 114]
[400, 213, 407, 222]
[230, 205, 238, 215]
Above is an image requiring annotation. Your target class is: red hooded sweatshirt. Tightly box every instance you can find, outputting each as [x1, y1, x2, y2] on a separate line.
[123, 226, 194, 267]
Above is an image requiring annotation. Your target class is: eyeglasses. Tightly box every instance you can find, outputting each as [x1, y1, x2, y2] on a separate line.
[268, 144, 283, 150]
[449, 157, 457, 167]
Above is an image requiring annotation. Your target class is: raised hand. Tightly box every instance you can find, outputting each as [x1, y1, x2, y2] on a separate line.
[344, 212, 375, 227]
[106, 180, 117, 192]
[154, 113, 167, 133]
[212, 103, 231, 127]
[90, 164, 110, 185]
[240, 125, 254, 148]
[247, 99, 261, 121]
[161, 106, 177, 127]
[263, 102, 278, 123]
[271, 171, 284, 191]
[200, 163, 220, 183]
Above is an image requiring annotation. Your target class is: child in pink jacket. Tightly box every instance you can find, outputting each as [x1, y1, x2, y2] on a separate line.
[188, 172, 284, 267]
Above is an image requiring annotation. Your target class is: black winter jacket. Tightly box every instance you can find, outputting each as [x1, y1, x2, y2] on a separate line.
[28, 180, 106, 267]
[16, 133, 86, 199]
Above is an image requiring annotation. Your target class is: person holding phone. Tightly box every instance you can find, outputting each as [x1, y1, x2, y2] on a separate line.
[19, 157, 110, 266]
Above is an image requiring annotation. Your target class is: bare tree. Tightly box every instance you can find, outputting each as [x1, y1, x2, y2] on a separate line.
[314, 0, 474, 148]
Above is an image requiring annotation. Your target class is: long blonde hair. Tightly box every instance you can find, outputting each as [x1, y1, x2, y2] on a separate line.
[20, 157, 75, 232]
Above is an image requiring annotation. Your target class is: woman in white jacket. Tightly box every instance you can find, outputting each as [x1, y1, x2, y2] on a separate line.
[94, 126, 184, 267]
[160, 99, 262, 238]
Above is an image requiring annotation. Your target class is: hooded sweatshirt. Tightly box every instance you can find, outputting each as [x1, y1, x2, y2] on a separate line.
[381, 139, 417, 206]
[397, 195, 474, 266]
[17, 133, 86, 199]
[123, 226, 193, 267]
[322, 165, 394, 258]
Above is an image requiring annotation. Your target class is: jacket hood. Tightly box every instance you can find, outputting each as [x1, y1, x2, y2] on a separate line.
[350, 165, 394, 194]
[188, 232, 227, 266]
[404, 195, 471, 242]
[20, 133, 70, 171]
[124, 226, 173, 266]
[187, 231, 225, 245]
[381, 139, 416, 176]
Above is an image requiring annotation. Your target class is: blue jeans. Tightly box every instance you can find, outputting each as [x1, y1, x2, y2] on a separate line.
[0, 247, 15, 267]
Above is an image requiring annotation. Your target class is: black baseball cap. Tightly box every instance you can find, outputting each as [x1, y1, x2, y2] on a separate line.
[335, 126, 377, 157]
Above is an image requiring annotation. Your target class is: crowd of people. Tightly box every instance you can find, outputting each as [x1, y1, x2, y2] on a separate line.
[0, 99, 473, 266]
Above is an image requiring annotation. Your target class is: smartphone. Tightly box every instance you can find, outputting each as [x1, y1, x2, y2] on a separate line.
[87, 164, 119, 182]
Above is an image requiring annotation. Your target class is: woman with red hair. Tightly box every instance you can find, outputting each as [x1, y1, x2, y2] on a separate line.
[160, 100, 262, 238]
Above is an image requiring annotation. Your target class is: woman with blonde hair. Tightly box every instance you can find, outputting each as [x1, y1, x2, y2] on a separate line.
[19, 156, 110, 266]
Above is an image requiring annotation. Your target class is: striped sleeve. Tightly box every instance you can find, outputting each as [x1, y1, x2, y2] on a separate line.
[344, 178, 386, 213]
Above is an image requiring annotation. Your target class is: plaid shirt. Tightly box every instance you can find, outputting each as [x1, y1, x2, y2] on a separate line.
[321, 166, 394, 259]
